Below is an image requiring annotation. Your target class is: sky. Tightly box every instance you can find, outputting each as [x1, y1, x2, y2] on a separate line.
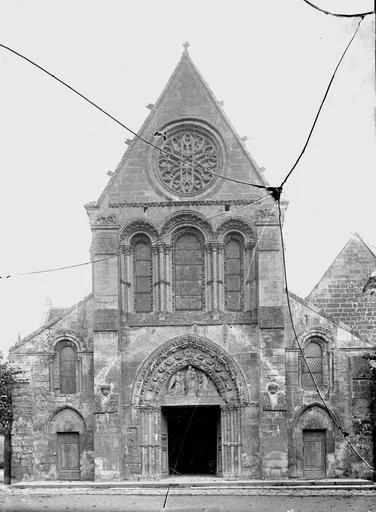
[0, 0, 375, 356]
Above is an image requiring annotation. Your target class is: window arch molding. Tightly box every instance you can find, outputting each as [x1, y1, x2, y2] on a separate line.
[215, 217, 257, 245]
[298, 332, 333, 391]
[119, 219, 159, 245]
[50, 335, 82, 395]
[160, 210, 214, 241]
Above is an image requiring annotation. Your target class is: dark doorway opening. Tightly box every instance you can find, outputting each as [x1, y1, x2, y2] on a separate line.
[162, 406, 220, 476]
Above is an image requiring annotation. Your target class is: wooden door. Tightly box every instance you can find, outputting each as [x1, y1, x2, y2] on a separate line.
[57, 432, 80, 480]
[161, 412, 169, 477]
[216, 414, 222, 476]
[303, 430, 326, 478]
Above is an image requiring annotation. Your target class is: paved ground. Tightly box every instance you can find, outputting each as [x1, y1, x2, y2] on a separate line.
[1, 493, 376, 512]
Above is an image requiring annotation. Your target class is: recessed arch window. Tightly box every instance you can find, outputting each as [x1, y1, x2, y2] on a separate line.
[132, 235, 153, 313]
[302, 339, 323, 389]
[174, 229, 204, 311]
[224, 234, 243, 311]
[54, 341, 77, 394]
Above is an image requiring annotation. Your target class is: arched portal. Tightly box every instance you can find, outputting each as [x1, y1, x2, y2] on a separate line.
[130, 335, 249, 479]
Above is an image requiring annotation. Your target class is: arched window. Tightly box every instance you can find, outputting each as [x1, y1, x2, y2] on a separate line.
[55, 341, 77, 394]
[224, 236, 243, 311]
[132, 235, 152, 313]
[174, 230, 203, 310]
[302, 339, 323, 388]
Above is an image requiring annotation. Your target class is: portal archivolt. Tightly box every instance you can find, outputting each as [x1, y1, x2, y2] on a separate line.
[131, 334, 249, 407]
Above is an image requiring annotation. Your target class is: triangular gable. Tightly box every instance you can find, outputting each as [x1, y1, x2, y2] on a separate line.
[97, 47, 269, 208]
[306, 234, 376, 343]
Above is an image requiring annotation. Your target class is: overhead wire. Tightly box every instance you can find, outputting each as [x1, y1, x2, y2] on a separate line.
[163, 202, 277, 508]
[301, 0, 374, 18]
[0, 43, 267, 192]
[279, 15, 365, 188]
[276, 198, 375, 473]
[0, 193, 272, 280]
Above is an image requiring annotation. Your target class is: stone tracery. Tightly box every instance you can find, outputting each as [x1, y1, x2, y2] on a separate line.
[157, 128, 218, 196]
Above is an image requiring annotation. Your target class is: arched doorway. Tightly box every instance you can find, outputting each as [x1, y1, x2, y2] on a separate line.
[49, 408, 86, 480]
[130, 335, 249, 479]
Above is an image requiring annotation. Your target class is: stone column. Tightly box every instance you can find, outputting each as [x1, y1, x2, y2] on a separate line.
[152, 244, 160, 312]
[244, 242, 255, 312]
[217, 243, 225, 312]
[205, 243, 212, 313]
[165, 244, 172, 313]
[120, 245, 132, 315]
[153, 243, 170, 317]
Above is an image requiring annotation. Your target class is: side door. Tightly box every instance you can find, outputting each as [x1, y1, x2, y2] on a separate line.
[161, 411, 169, 477]
[57, 432, 80, 480]
[303, 430, 326, 478]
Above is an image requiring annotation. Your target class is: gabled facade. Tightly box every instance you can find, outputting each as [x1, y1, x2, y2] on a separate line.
[9, 49, 375, 482]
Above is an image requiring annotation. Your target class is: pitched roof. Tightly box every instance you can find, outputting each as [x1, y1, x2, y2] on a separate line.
[95, 46, 269, 207]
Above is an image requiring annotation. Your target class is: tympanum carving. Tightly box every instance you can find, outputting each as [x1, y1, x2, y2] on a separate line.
[131, 335, 249, 406]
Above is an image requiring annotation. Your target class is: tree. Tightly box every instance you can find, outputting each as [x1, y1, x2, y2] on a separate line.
[0, 355, 22, 484]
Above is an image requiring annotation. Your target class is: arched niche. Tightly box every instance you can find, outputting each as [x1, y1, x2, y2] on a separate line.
[48, 407, 86, 434]
[131, 334, 249, 407]
[291, 404, 338, 478]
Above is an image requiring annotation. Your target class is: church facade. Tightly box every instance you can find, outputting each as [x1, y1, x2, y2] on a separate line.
[9, 48, 375, 482]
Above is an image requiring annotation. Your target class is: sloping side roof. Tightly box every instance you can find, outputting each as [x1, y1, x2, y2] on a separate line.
[306, 234, 376, 343]
[9, 293, 94, 353]
[288, 291, 373, 347]
[96, 47, 269, 208]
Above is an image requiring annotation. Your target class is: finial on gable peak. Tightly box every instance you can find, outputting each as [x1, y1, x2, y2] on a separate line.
[183, 41, 190, 53]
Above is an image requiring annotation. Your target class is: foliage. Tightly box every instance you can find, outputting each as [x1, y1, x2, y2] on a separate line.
[0, 356, 22, 431]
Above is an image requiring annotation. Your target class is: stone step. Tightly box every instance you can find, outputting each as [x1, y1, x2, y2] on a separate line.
[9, 478, 374, 489]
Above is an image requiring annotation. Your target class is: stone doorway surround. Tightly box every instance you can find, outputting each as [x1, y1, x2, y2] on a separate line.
[127, 335, 250, 479]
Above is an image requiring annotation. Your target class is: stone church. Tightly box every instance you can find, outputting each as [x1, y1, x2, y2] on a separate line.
[9, 47, 376, 482]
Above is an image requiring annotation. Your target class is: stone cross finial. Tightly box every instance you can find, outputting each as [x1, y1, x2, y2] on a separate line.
[183, 41, 190, 52]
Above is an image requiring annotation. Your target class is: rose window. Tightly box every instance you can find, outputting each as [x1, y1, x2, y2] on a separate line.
[157, 128, 219, 195]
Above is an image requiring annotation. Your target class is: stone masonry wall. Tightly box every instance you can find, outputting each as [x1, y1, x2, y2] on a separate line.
[9, 296, 95, 481]
[307, 236, 376, 343]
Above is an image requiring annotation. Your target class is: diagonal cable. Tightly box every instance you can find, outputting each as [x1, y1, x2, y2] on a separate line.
[280, 16, 365, 188]
[0, 43, 267, 191]
[277, 198, 375, 472]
